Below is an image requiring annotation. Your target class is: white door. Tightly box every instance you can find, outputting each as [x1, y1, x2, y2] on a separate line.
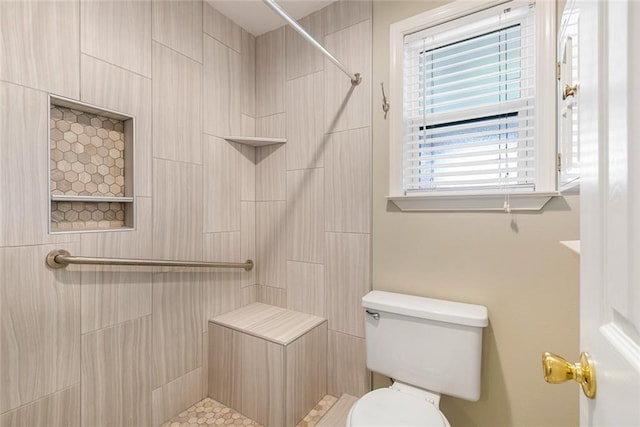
[579, 0, 640, 425]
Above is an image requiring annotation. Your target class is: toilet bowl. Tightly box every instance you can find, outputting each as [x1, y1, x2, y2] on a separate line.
[347, 383, 451, 427]
[352, 291, 488, 427]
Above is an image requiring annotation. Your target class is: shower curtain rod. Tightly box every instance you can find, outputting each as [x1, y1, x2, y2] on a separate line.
[45, 249, 254, 271]
[262, 0, 362, 86]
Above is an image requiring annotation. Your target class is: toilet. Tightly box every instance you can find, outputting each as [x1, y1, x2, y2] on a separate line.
[347, 291, 488, 426]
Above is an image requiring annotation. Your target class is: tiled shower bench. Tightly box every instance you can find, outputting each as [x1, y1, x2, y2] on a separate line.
[208, 303, 328, 427]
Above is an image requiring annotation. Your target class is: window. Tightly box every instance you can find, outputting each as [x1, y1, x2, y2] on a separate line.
[389, 0, 556, 211]
[557, 0, 580, 191]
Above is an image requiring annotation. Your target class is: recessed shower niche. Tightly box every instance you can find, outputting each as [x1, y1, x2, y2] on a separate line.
[49, 96, 134, 232]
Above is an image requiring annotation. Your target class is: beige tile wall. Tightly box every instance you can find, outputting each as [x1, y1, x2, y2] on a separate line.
[0, 1, 79, 97]
[81, 316, 153, 426]
[0, 83, 76, 247]
[81, 0, 152, 77]
[254, 0, 373, 398]
[80, 55, 153, 197]
[0, 386, 80, 427]
[0, 244, 81, 413]
[0, 2, 258, 426]
[256, 27, 286, 117]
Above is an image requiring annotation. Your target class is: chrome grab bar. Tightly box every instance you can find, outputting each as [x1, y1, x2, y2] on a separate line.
[45, 249, 254, 271]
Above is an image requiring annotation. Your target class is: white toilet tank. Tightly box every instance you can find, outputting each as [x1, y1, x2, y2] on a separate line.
[362, 291, 488, 401]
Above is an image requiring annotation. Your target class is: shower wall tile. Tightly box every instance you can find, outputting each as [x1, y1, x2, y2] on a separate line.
[152, 42, 202, 164]
[256, 145, 286, 201]
[81, 316, 152, 427]
[325, 232, 370, 337]
[202, 276, 243, 333]
[0, 0, 79, 97]
[203, 135, 240, 233]
[229, 49, 243, 136]
[256, 285, 287, 308]
[80, 197, 153, 333]
[324, 20, 371, 134]
[80, 270, 152, 335]
[81, 0, 151, 77]
[203, 35, 230, 138]
[0, 83, 76, 247]
[152, 271, 203, 388]
[287, 261, 325, 317]
[286, 12, 324, 81]
[207, 324, 285, 426]
[242, 285, 259, 306]
[286, 72, 325, 170]
[327, 331, 370, 397]
[241, 202, 257, 287]
[152, 0, 203, 63]
[203, 3, 242, 53]
[240, 145, 256, 201]
[256, 113, 286, 139]
[0, 243, 81, 413]
[285, 322, 327, 427]
[202, 232, 243, 331]
[152, 368, 203, 427]
[153, 159, 203, 262]
[0, 385, 80, 427]
[287, 169, 324, 263]
[241, 114, 256, 137]
[241, 30, 256, 117]
[325, 127, 371, 233]
[203, 232, 242, 286]
[256, 27, 285, 117]
[322, 0, 372, 35]
[256, 201, 286, 288]
[201, 331, 210, 398]
[80, 55, 153, 197]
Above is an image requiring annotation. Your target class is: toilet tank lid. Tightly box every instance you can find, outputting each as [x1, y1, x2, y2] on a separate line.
[362, 291, 488, 327]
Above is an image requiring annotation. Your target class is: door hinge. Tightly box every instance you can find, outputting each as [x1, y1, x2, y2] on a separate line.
[557, 62, 561, 81]
[557, 153, 562, 172]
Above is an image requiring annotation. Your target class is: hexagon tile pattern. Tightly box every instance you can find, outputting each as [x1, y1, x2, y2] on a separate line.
[51, 201, 125, 231]
[50, 106, 126, 197]
[162, 395, 338, 427]
[50, 105, 127, 231]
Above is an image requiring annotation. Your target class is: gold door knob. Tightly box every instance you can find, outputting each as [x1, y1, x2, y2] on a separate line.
[542, 352, 596, 398]
[563, 83, 579, 100]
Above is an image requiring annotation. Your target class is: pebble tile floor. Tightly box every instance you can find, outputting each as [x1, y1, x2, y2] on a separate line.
[163, 394, 338, 427]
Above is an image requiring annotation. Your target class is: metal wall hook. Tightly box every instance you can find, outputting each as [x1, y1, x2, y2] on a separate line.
[381, 83, 390, 119]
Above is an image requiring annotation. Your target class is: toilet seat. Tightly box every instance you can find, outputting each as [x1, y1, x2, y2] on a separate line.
[347, 388, 450, 427]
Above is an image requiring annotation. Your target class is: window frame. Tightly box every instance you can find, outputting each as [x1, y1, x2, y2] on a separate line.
[388, 0, 557, 211]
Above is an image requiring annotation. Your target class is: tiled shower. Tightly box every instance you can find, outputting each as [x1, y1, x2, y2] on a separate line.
[0, 0, 372, 426]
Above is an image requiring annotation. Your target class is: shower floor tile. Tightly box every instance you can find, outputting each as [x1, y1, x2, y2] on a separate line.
[162, 394, 338, 427]
[296, 394, 338, 427]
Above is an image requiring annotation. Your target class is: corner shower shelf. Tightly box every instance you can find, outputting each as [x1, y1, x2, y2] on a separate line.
[560, 240, 580, 255]
[224, 136, 287, 147]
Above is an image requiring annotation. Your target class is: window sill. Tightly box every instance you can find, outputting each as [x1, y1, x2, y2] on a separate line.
[387, 191, 559, 212]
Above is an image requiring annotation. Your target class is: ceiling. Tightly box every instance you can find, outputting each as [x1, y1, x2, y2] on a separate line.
[207, 0, 335, 36]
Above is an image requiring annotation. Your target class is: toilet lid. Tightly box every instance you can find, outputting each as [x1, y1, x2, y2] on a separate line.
[348, 388, 448, 427]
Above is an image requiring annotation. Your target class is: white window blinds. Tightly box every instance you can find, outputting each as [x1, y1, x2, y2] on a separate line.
[402, 2, 536, 193]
